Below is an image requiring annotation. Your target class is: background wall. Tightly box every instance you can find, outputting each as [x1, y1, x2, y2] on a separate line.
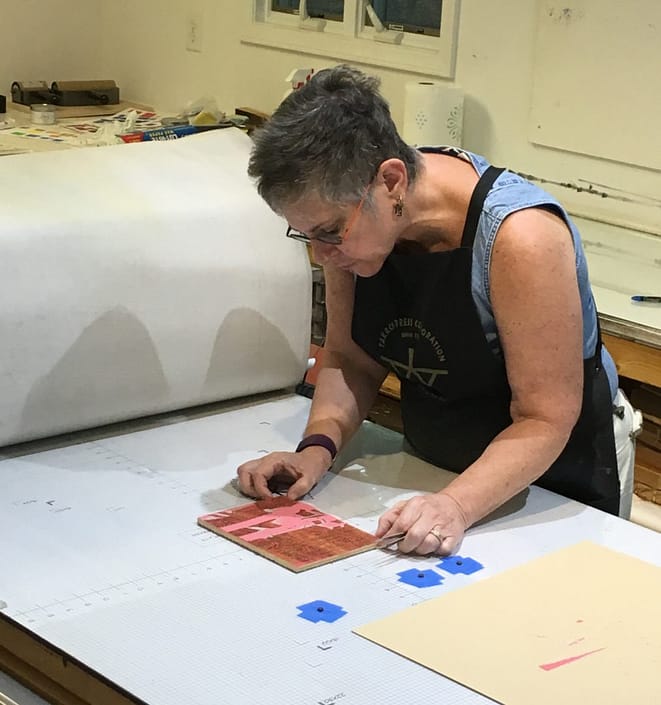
[97, 0, 661, 235]
[2, 0, 660, 235]
[0, 0, 103, 95]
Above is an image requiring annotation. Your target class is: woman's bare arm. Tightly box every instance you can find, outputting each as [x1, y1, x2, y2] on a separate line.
[237, 263, 387, 499]
[302, 264, 389, 450]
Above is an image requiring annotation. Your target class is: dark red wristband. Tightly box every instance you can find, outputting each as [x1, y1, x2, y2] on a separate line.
[295, 434, 338, 460]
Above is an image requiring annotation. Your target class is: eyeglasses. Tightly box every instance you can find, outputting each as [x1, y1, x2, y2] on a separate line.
[286, 185, 370, 246]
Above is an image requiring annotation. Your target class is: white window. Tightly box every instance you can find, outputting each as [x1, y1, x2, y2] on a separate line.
[245, 1, 460, 78]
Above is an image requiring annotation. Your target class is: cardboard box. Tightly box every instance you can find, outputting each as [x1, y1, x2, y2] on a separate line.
[634, 443, 661, 506]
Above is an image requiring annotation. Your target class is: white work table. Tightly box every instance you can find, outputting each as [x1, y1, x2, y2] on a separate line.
[581, 213, 661, 385]
[1, 392, 659, 705]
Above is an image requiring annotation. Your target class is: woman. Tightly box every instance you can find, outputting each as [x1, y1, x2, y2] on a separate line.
[238, 65, 635, 556]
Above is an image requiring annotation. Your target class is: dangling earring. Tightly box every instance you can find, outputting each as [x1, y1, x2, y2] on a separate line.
[393, 195, 404, 217]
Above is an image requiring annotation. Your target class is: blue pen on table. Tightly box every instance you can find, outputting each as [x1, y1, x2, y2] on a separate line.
[631, 295, 661, 303]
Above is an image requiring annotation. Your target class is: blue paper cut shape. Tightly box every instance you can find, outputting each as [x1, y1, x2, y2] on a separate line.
[297, 600, 347, 623]
[397, 568, 444, 588]
[436, 555, 484, 575]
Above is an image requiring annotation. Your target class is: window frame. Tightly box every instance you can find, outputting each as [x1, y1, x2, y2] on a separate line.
[244, 1, 460, 78]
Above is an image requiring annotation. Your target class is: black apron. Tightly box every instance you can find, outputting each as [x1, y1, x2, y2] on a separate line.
[352, 166, 620, 515]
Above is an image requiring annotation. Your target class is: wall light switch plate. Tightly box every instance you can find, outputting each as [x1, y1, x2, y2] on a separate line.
[186, 11, 203, 53]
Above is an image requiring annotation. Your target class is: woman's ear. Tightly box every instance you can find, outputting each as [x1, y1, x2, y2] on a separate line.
[378, 158, 408, 195]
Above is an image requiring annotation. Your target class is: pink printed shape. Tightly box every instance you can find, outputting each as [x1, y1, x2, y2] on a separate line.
[539, 648, 606, 671]
[211, 502, 346, 543]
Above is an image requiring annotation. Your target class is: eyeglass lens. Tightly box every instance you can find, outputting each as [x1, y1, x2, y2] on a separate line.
[286, 226, 342, 245]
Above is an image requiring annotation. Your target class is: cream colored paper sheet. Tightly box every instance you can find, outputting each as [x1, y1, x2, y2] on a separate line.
[355, 541, 661, 705]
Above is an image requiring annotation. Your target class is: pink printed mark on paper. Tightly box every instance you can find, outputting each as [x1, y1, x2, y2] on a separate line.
[539, 648, 606, 671]
[212, 503, 346, 543]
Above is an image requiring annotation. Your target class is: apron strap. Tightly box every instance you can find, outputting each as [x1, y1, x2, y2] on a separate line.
[593, 302, 603, 371]
[460, 166, 505, 248]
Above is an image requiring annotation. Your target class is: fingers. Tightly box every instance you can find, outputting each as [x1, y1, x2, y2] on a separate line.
[250, 472, 272, 499]
[286, 473, 315, 500]
[392, 498, 428, 553]
[400, 522, 455, 556]
[376, 494, 467, 557]
[236, 453, 324, 501]
[286, 458, 330, 499]
[236, 457, 280, 499]
[436, 534, 461, 556]
[375, 500, 406, 537]
[424, 528, 459, 557]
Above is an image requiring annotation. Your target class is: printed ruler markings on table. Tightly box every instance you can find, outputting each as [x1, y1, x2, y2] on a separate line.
[10, 553, 245, 620]
[92, 439, 211, 496]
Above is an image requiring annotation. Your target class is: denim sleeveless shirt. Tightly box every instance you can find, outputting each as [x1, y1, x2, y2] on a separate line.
[424, 147, 618, 399]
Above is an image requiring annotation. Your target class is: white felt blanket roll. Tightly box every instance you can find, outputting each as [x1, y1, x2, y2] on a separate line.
[0, 129, 311, 445]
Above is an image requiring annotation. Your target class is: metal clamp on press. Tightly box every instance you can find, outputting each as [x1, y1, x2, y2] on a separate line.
[50, 80, 120, 106]
[11, 80, 57, 106]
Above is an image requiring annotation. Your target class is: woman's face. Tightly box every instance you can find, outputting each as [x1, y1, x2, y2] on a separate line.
[283, 181, 399, 277]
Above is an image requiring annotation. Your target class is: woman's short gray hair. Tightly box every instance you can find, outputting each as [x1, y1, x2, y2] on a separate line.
[248, 65, 419, 213]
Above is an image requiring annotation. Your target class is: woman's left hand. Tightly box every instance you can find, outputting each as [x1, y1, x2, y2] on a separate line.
[375, 492, 469, 556]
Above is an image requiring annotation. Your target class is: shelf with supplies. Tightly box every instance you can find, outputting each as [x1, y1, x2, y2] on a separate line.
[0, 104, 256, 156]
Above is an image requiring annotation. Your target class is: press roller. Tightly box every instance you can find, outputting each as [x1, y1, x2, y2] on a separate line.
[11, 79, 119, 106]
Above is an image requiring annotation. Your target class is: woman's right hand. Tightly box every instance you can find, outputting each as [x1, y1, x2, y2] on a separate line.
[236, 446, 332, 500]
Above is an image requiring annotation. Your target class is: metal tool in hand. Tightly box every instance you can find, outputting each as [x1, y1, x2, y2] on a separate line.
[375, 530, 407, 549]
